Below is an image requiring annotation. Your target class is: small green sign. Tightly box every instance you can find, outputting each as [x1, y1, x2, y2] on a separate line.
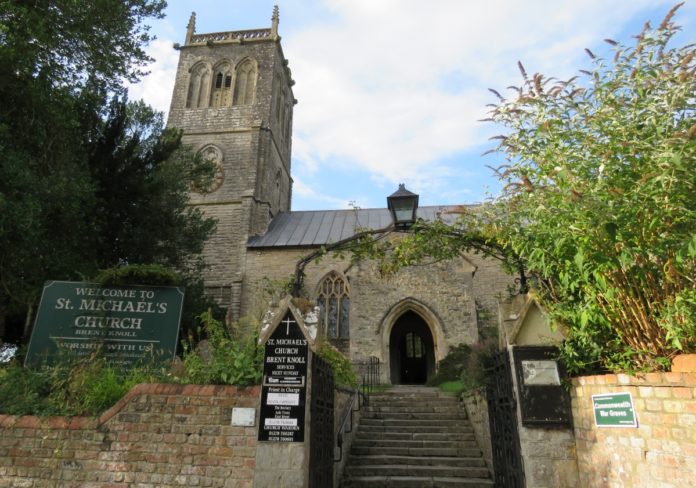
[25, 281, 185, 367]
[592, 392, 638, 428]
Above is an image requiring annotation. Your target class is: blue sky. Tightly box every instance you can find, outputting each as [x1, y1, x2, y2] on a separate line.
[130, 0, 696, 211]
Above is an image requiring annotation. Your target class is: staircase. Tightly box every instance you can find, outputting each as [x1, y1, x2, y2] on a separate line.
[341, 386, 493, 488]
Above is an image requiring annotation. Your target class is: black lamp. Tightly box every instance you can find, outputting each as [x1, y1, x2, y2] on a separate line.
[387, 184, 419, 228]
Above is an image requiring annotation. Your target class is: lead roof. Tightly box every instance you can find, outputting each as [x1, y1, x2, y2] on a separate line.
[247, 205, 468, 249]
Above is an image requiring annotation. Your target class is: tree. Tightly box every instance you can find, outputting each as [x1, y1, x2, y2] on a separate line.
[353, 5, 695, 373]
[0, 1, 218, 343]
[85, 97, 216, 271]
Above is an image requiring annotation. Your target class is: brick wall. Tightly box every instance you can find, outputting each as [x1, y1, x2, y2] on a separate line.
[571, 372, 696, 488]
[0, 384, 260, 488]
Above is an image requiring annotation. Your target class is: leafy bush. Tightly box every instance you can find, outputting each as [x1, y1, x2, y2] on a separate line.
[94, 263, 180, 286]
[317, 343, 358, 388]
[93, 264, 225, 352]
[0, 351, 165, 416]
[427, 344, 472, 385]
[428, 331, 497, 392]
[351, 7, 695, 375]
[0, 311, 266, 416]
[482, 8, 696, 372]
[178, 310, 263, 386]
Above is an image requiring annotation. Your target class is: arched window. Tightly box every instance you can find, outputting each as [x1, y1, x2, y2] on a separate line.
[316, 272, 350, 339]
[210, 62, 232, 108]
[186, 64, 210, 108]
[233, 58, 257, 106]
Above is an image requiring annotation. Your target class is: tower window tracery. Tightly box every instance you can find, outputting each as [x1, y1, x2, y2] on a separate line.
[211, 62, 232, 107]
[233, 58, 257, 106]
[186, 64, 210, 108]
[316, 272, 350, 339]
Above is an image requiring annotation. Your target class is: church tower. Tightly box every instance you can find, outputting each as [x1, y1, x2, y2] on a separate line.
[167, 7, 296, 320]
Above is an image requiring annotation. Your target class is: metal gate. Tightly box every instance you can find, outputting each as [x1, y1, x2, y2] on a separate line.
[487, 350, 524, 487]
[309, 353, 335, 488]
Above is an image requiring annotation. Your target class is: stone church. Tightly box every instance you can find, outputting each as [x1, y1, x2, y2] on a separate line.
[166, 9, 512, 385]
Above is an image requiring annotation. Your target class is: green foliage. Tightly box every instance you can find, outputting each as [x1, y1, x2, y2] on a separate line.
[428, 335, 497, 392]
[0, 1, 209, 345]
[261, 275, 297, 299]
[178, 311, 263, 386]
[347, 7, 694, 374]
[92, 264, 225, 352]
[0, 0, 166, 90]
[482, 7, 696, 372]
[0, 351, 165, 416]
[94, 264, 180, 286]
[318, 343, 358, 388]
[428, 344, 473, 385]
[0, 310, 267, 416]
[437, 380, 465, 395]
[85, 98, 216, 271]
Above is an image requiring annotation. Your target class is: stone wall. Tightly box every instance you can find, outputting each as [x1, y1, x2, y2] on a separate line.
[516, 420, 578, 487]
[244, 246, 514, 383]
[461, 388, 493, 475]
[0, 384, 260, 488]
[571, 372, 696, 488]
[333, 388, 361, 488]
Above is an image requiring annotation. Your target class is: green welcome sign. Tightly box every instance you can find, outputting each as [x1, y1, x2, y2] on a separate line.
[25, 281, 185, 367]
[592, 392, 638, 428]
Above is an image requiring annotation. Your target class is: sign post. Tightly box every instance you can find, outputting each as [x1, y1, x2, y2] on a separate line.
[258, 311, 309, 443]
[25, 281, 185, 367]
[592, 392, 638, 428]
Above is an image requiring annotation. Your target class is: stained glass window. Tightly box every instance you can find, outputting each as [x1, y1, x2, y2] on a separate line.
[317, 272, 350, 338]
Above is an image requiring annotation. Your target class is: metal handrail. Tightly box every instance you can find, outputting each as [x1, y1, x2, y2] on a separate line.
[334, 387, 359, 463]
[333, 357, 381, 463]
[360, 356, 380, 407]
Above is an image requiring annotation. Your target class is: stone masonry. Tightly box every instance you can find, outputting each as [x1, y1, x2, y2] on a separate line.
[167, 10, 515, 383]
[243, 245, 513, 382]
[166, 10, 295, 322]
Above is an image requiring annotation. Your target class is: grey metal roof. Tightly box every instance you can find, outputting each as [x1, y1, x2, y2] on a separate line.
[247, 205, 467, 248]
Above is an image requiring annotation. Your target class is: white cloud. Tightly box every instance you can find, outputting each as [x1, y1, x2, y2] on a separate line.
[135, 0, 694, 209]
[127, 38, 179, 113]
[292, 177, 354, 208]
[285, 0, 679, 190]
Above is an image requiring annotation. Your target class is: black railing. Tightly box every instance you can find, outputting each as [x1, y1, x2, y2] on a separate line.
[360, 356, 380, 407]
[334, 357, 380, 463]
[334, 386, 358, 463]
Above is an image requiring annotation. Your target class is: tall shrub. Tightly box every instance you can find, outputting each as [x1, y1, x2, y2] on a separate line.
[484, 5, 695, 372]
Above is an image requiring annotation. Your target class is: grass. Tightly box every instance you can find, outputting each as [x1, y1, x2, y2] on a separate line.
[437, 380, 465, 395]
[362, 384, 392, 393]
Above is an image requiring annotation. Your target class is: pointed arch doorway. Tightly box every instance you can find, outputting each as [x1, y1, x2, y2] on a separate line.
[389, 311, 435, 384]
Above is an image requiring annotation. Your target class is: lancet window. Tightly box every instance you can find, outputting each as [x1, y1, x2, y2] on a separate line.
[233, 58, 257, 106]
[211, 63, 233, 107]
[186, 64, 210, 108]
[316, 272, 350, 339]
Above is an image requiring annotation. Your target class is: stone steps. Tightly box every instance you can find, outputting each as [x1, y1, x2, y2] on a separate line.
[340, 386, 492, 488]
[358, 424, 474, 434]
[348, 455, 486, 467]
[351, 446, 483, 458]
[344, 476, 493, 487]
[351, 439, 479, 449]
[361, 412, 464, 421]
[359, 418, 468, 427]
[354, 432, 476, 441]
